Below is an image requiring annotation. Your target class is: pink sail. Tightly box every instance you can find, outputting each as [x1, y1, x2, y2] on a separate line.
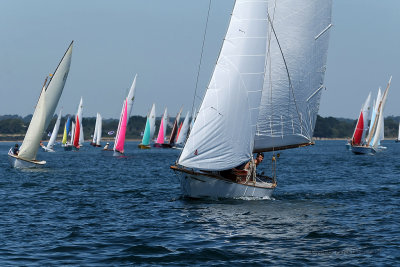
[115, 99, 128, 153]
[156, 116, 165, 144]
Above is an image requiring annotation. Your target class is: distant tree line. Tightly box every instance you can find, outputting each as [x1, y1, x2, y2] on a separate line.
[313, 115, 400, 138]
[0, 114, 399, 140]
[0, 114, 172, 141]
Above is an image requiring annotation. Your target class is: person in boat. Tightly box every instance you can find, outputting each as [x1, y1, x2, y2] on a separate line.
[244, 152, 264, 171]
[12, 144, 19, 155]
[40, 140, 45, 148]
[103, 142, 110, 150]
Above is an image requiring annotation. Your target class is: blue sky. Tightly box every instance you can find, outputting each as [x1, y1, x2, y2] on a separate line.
[0, 0, 399, 119]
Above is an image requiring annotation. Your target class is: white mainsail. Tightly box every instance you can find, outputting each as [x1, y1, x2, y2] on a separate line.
[254, 1, 332, 152]
[149, 103, 156, 140]
[92, 114, 99, 144]
[370, 77, 392, 149]
[176, 111, 190, 145]
[79, 120, 84, 145]
[178, 0, 269, 170]
[18, 42, 73, 160]
[46, 109, 62, 150]
[96, 113, 102, 146]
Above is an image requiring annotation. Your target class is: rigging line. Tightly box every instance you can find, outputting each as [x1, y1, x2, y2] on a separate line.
[177, 0, 213, 165]
[266, 12, 303, 131]
[190, 0, 212, 119]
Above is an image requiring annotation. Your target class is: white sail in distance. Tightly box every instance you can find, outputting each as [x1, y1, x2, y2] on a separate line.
[18, 42, 73, 160]
[46, 109, 62, 150]
[254, 0, 332, 152]
[179, 0, 269, 170]
[96, 113, 102, 146]
[176, 111, 190, 145]
[149, 103, 156, 140]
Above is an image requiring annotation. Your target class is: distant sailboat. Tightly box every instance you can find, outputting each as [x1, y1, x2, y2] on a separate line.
[113, 74, 137, 155]
[164, 108, 182, 148]
[73, 97, 83, 150]
[154, 107, 168, 148]
[91, 113, 102, 147]
[352, 77, 392, 154]
[42, 109, 63, 152]
[8, 42, 73, 168]
[349, 93, 371, 152]
[138, 103, 156, 149]
[396, 122, 400, 142]
[174, 111, 190, 148]
[171, 0, 332, 198]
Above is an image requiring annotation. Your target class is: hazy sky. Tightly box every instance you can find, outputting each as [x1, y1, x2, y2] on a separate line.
[0, 0, 399, 119]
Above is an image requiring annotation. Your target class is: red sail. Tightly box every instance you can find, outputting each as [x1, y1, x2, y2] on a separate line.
[73, 116, 80, 148]
[352, 112, 364, 145]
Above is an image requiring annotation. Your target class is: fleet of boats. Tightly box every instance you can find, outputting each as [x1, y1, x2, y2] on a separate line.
[5, 1, 397, 200]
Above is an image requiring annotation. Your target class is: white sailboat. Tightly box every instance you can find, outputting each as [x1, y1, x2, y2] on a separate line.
[42, 109, 63, 152]
[8, 42, 73, 168]
[171, 0, 332, 198]
[352, 77, 392, 154]
[396, 122, 400, 143]
[91, 113, 102, 147]
[174, 111, 190, 148]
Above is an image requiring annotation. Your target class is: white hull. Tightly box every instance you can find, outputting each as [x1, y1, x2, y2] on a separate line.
[175, 170, 275, 199]
[8, 153, 46, 168]
[113, 150, 124, 157]
[351, 145, 376, 155]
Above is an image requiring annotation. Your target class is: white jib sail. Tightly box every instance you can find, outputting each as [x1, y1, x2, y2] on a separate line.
[18, 87, 47, 160]
[96, 113, 102, 146]
[19, 42, 73, 160]
[76, 97, 84, 145]
[70, 122, 75, 144]
[254, 0, 332, 152]
[149, 103, 156, 140]
[371, 77, 392, 148]
[361, 92, 371, 142]
[46, 109, 62, 149]
[179, 0, 269, 170]
[92, 114, 99, 144]
[176, 111, 190, 145]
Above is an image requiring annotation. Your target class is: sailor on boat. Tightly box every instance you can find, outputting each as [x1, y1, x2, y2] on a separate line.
[103, 142, 110, 150]
[10, 144, 19, 156]
[243, 152, 264, 171]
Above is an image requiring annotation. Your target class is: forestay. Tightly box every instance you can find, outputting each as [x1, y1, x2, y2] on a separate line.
[179, 0, 269, 170]
[254, 0, 332, 152]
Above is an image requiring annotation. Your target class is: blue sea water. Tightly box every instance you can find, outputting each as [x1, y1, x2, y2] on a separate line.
[0, 140, 399, 266]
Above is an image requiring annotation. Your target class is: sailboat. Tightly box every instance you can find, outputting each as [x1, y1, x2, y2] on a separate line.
[138, 103, 156, 149]
[42, 109, 62, 152]
[349, 92, 371, 152]
[171, 0, 332, 198]
[73, 97, 83, 150]
[163, 108, 182, 148]
[113, 74, 137, 155]
[91, 113, 102, 147]
[174, 111, 190, 149]
[8, 42, 73, 168]
[154, 108, 168, 148]
[352, 77, 392, 154]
